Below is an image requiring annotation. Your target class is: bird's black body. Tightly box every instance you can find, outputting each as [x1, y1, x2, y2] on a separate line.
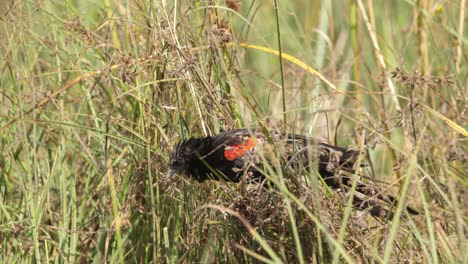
[168, 129, 357, 182]
[168, 128, 418, 217]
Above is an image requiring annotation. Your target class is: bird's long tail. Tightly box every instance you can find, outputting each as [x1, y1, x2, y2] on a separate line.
[289, 136, 418, 218]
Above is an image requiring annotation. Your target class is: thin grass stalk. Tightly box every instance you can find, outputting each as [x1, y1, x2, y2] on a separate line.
[456, 0, 465, 73]
[357, 0, 401, 112]
[272, 0, 286, 124]
[446, 166, 466, 263]
[350, 0, 360, 86]
[235, 245, 278, 264]
[104, 0, 122, 51]
[416, 0, 430, 75]
[313, 0, 330, 86]
[416, 171, 438, 263]
[276, 162, 305, 264]
[107, 158, 125, 263]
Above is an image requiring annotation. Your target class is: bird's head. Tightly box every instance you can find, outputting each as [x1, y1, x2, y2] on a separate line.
[167, 137, 210, 178]
[167, 140, 192, 178]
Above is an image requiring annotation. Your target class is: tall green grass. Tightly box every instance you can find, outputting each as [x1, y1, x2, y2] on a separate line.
[0, 0, 466, 263]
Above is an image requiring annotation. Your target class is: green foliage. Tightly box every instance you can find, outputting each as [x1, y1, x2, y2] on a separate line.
[0, 0, 465, 263]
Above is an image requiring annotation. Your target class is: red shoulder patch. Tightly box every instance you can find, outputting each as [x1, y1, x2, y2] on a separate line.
[224, 137, 258, 161]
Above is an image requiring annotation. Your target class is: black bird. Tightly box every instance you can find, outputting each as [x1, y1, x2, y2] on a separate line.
[168, 128, 418, 217]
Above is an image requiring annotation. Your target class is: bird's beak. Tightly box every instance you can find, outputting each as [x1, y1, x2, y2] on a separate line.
[166, 168, 176, 178]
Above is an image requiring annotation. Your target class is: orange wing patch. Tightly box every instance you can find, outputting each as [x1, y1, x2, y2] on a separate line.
[224, 137, 259, 161]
